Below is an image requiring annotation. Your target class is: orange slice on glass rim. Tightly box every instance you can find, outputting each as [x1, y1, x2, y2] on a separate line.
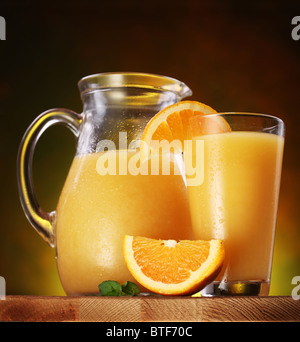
[123, 235, 225, 295]
[139, 100, 230, 161]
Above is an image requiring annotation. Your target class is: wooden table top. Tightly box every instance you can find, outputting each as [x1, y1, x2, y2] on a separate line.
[0, 295, 300, 322]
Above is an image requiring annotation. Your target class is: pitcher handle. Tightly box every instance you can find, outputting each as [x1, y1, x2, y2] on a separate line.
[17, 108, 82, 247]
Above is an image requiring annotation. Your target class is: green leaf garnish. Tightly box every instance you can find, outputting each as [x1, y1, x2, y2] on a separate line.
[98, 280, 140, 296]
[121, 281, 140, 296]
[98, 280, 123, 296]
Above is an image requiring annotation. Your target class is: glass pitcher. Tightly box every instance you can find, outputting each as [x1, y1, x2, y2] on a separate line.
[17, 72, 194, 295]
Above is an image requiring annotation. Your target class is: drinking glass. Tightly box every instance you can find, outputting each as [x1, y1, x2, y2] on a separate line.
[186, 113, 285, 296]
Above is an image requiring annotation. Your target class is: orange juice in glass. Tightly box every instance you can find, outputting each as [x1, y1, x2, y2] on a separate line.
[186, 113, 284, 296]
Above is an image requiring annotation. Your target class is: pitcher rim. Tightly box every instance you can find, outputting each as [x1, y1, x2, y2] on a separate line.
[78, 72, 193, 98]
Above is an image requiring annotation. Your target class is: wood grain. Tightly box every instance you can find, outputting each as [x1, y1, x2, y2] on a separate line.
[0, 296, 299, 322]
[0, 296, 79, 322]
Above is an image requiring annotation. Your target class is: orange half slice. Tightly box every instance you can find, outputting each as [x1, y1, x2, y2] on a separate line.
[139, 100, 230, 161]
[123, 235, 225, 295]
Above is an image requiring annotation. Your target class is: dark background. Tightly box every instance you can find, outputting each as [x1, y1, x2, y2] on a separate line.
[0, 0, 299, 295]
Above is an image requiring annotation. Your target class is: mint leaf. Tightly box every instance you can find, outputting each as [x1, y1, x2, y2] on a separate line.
[98, 280, 140, 296]
[121, 281, 140, 296]
[98, 280, 123, 296]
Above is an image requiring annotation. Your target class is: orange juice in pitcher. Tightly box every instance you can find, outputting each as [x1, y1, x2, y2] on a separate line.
[56, 150, 193, 294]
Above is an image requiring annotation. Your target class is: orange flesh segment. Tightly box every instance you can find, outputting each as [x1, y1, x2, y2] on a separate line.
[133, 238, 210, 284]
